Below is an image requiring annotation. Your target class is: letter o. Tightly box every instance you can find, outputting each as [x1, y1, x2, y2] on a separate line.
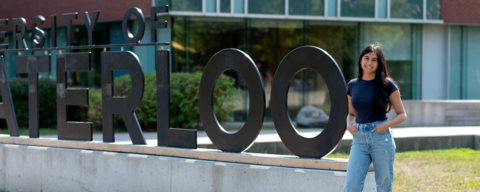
[122, 7, 145, 44]
[199, 49, 265, 153]
[270, 46, 348, 158]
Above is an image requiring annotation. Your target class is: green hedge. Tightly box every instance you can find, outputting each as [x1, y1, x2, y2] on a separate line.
[0, 72, 240, 131]
[0, 77, 57, 128]
[88, 72, 240, 131]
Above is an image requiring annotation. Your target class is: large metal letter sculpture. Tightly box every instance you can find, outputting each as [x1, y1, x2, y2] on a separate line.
[199, 49, 265, 152]
[12, 18, 27, 49]
[270, 46, 348, 158]
[62, 12, 77, 46]
[57, 53, 93, 140]
[51, 15, 56, 47]
[122, 7, 145, 43]
[0, 19, 8, 49]
[156, 50, 197, 148]
[0, 56, 19, 136]
[16, 55, 51, 138]
[82, 11, 100, 45]
[150, 6, 168, 43]
[32, 15, 46, 48]
[101, 51, 146, 144]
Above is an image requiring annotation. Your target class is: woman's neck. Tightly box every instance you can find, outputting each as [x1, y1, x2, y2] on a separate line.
[362, 72, 375, 81]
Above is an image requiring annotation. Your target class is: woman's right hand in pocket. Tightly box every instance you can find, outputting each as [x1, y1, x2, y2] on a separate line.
[347, 125, 360, 135]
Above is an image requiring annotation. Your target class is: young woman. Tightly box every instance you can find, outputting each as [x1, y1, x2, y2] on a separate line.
[344, 44, 407, 192]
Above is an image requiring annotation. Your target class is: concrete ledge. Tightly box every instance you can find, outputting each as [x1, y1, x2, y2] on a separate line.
[0, 144, 376, 192]
[0, 134, 372, 172]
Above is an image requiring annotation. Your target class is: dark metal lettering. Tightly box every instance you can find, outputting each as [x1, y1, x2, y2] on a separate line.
[156, 50, 197, 148]
[56, 53, 92, 141]
[101, 51, 146, 144]
[82, 11, 100, 45]
[122, 7, 145, 44]
[12, 18, 27, 49]
[51, 15, 56, 47]
[32, 15, 46, 48]
[270, 46, 348, 158]
[150, 6, 168, 43]
[0, 19, 7, 49]
[16, 55, 51, 138]
[62, 13, 77, 46]
[199, 49, 265, 152]
[0, 56, 19, 136]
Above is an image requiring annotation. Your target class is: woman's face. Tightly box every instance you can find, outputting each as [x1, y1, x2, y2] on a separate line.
[361, 51, 378, 75]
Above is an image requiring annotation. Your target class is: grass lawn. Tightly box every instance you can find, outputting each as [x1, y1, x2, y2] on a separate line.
[326, 148, 480, 191]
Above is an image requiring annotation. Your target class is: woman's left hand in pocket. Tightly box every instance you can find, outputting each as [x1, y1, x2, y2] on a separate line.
[372, 123, 388, 133]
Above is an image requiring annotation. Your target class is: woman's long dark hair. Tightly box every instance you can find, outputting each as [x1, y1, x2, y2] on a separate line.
[357, 44, 396, 113]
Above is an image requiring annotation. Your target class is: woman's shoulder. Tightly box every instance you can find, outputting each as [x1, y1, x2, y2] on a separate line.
[347, 78, 359, 87]
[386, 77, 399, 93]
[386, 77, 398, 86]
[348, 78, 359, 84]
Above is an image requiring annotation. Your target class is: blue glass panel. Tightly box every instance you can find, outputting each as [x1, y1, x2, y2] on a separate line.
[449, 26, 462, 99]
[220, 0, 231, 13]
[206, 0, 216, 12]
[427, 0, 441, 20]
[377, 0, 387, 18]
[327, 0, 337, 16]
[234, 0, 244, 13]
[248, 0, 285, 14]
[391, 0, 423, 19]
[172, 0, 202, 12]
[289, 0, 324, 16]
[341, 0, 374, 18]
[466, 26, 480, 99]
[155, 0, 170, 6]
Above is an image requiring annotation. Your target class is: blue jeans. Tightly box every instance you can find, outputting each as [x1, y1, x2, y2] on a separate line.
[344, 120, 396, 192]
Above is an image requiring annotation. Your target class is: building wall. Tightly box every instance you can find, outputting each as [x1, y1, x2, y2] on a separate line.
[442, 0, 480, 24]
[422, 24, 448, 100]
[0, 0, 152, 31]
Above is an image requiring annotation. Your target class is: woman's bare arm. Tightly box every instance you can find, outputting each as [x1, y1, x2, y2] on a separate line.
[346, 95, 359, 135]
[372, 90, 407, 133]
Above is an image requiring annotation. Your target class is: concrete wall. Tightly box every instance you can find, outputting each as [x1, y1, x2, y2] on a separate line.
[387, 100, 480, 126]
[422, 24, 449, 100]
[0, 144, 376, 192]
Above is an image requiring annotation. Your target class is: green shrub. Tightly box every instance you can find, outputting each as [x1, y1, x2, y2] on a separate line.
[0, 77, 57, 129]
[88, 72, 240, 131]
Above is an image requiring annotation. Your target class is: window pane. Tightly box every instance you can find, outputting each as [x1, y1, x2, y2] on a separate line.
[377, 0, 387, 18]
[155, 0, 170, 6]
[172, 0, 202, 12]
[221, 0, 231, 13]
[206, 0, 216, 12]
[289, 0, 324, 16]
[248, 0, 285, 14]
[327, 0, 337, 16]
[308, 21, 359, 83]
[449, 26, 462, 99]
[427, 0, 441, 20]
[250, 20, 302, 119]
[390, 0, 423, 19]
[341, 0, 374, 18]
[364, 23, 412, 99]
[466, 26, 480, 99]
[234, 0, 244, 13]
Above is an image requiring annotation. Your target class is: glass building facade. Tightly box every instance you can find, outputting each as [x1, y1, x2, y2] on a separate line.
[168, 16, 425, 120]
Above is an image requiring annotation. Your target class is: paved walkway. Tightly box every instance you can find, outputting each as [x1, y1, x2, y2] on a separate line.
[41, 126, 480, 146]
